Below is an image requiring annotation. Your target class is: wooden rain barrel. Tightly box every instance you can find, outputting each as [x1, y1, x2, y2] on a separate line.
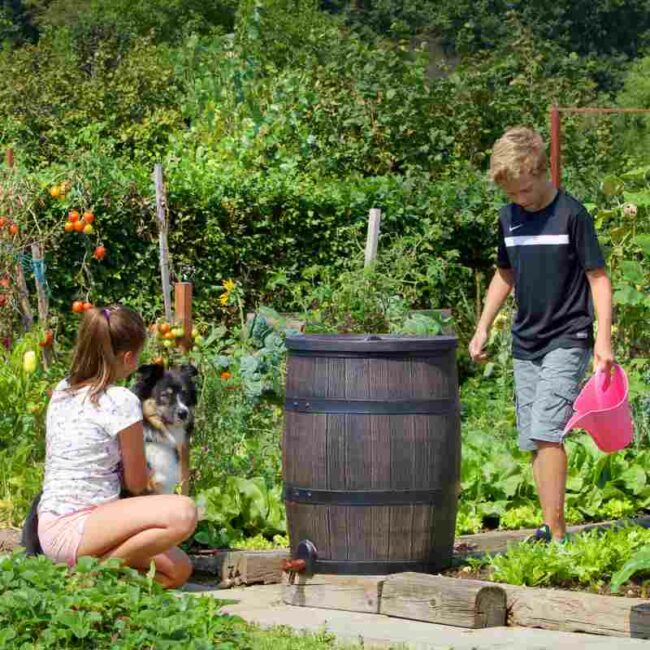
[282, 334, 460, 575]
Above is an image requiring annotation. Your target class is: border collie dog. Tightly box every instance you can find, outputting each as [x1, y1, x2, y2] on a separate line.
[131, 363, 198, 495]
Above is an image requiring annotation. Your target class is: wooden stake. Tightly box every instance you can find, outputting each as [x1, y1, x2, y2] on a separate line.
[549, 105, 562, 188]
[174, 281, 192, 495]
[14, 262, 33, 332]
[154, 164, 173, 322]
[364, 208, 381, 268]
[4, 148, 33, 331]
[30, 243, 51, 369]
[174, 282, 192, 354]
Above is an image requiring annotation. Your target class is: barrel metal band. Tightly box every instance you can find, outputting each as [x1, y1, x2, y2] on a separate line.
[310, 559, 447, 575]
[284, 485, 455, 506]
[284, 397, 457, 415]
[288, 350, 449, 359]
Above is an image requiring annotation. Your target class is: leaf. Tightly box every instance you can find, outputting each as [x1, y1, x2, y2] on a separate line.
[615, 284, 645, 306]
[633, 234, 650, 257]
[600, 175, 624, 197]
[611, 547, 650, 593]
[620, 465, 647, 495]
[620, 260, 645, 284]
[623, 190, 650, 207]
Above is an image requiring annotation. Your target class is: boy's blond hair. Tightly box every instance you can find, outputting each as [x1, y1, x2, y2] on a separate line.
[489, 127, 548, 185]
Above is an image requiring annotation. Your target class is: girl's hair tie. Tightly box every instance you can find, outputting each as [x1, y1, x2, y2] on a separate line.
[102, 308, 111, 322]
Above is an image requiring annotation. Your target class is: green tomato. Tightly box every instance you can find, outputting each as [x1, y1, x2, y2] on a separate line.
[171, 328, 183, 338]
[163, 339, 174, 348]
[194, 335, 204, 344]
[191, 327, 199, 338]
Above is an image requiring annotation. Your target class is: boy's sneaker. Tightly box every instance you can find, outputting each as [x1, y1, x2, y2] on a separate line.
[526, 523, 552, 544]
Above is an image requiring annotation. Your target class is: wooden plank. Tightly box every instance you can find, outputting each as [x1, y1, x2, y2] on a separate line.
[190, 549, 288, 588]
[283, 573, 385, 613]
[504, 583, 650, 639]
[0, 527, 21, 553]
[380, 573, 506, 629]
[456, 515, 650, 557]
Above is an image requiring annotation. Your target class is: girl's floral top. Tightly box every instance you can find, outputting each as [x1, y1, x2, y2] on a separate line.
[38, 379, 142, 516]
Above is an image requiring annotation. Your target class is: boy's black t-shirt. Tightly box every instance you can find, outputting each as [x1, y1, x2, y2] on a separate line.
[496, 189, 605, 360]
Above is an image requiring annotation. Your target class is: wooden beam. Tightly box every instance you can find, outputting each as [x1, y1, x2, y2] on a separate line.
[283, 573, 385, 614]
[504, 583, 650, 639]
[190, 549, 288, 588]
[380, 573, 506, 628]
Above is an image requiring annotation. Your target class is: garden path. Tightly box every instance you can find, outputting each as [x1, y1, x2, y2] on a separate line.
[183, 582, 650, 649]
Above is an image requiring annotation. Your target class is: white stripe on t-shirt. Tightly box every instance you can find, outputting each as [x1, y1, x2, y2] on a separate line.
[504, 234, 569, 247]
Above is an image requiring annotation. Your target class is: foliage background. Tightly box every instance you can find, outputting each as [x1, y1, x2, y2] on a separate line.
[0, 0, 648, 541]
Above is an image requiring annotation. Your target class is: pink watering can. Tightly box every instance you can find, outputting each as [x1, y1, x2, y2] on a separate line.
[563, 364, 633, 453]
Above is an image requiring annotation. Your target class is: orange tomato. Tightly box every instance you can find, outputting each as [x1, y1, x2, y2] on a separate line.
[64, 222, 74, 232]
[93, 245, 106, 261]
[82, 211, 95, 224]
[73, 221, 85, 232]
[68, 210, 80, 223]
[83, 302, 92, 311]
[72, 301, 84, 313]
[159, 323, 171, 335]
[9, 223, 18, 236]
[0, 217, 6, 228]
[220, 371, 232, 381]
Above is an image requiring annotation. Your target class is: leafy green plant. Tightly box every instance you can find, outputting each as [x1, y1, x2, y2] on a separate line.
[611, 547, 650, 593]
[0, 551, 348, 648]
[193, 476, 286, 549]
[471, 525, 650, 592]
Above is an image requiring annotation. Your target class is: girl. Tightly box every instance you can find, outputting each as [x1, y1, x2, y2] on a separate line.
[37, 304, 197, 588]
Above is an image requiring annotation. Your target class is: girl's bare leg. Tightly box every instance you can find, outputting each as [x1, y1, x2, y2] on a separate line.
[76, 494, 197, 588]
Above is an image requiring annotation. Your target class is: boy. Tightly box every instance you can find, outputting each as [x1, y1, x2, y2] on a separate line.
[469, 126, 614, 542]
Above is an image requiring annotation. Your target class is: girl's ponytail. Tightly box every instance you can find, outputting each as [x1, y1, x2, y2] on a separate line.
[68, 304, 146, 403]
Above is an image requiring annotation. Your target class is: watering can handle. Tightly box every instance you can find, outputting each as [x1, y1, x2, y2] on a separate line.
[596, 366, 612, 392]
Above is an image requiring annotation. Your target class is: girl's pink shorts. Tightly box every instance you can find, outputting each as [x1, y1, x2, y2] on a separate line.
[38, 505, 97, 567]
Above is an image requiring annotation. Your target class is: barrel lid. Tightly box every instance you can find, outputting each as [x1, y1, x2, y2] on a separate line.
[285, 334, 457, 353]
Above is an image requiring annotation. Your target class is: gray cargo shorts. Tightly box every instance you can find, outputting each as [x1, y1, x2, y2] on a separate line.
[513, 346, 592, 452]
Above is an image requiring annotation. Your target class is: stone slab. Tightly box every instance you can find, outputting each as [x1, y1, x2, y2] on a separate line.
[184, 583, 650, 649]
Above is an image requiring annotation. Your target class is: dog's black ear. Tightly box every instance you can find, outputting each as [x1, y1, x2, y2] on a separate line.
[179, 363, 199, 379]
[131, 363, 165, 399]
